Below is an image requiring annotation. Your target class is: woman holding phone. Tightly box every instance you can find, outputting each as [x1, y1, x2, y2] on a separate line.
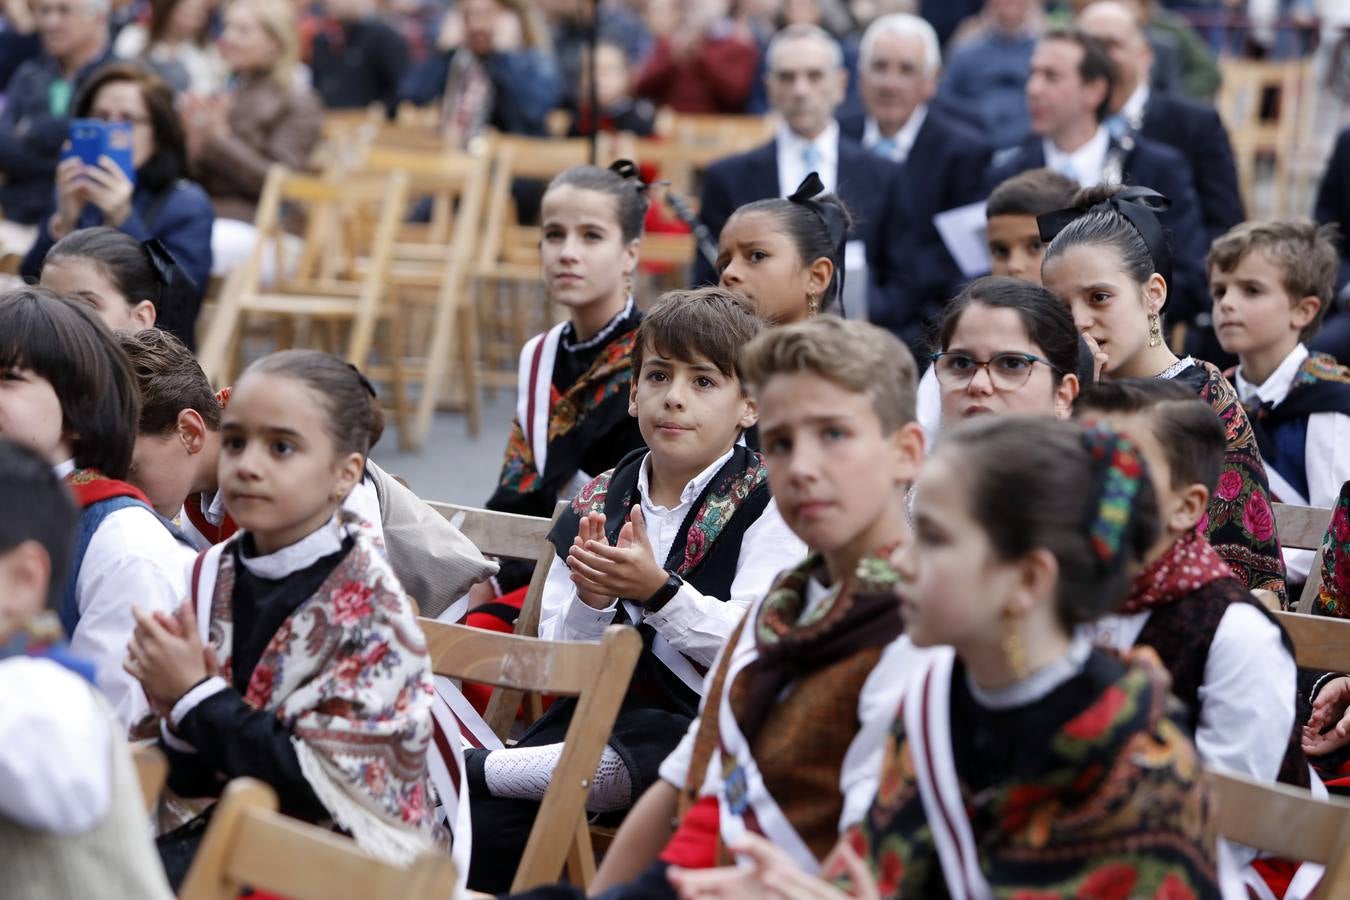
[20, 63, 214, 338]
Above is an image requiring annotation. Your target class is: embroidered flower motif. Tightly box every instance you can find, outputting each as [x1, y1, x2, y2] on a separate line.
[1215, 470, 1243, 503]
[1076, 862, 1137, 899]
[331, 581, 376, 625]
[1062, 685, 1128, 742]
[248, 661, 277, 702]
[1242, 492, 1274, 543]
[1155, 873, 1198, 900]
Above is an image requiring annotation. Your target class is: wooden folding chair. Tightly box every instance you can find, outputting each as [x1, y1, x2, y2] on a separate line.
[132, 744, 167, 813]
[178, 778, 459, 900]
[417, 621, 641, 892]
[664, 112, 776, 156]
[1273, 502, 1335, 612]
[1215, 58, 1314, 216]
[1270, 610, 1350, 672]
[1208, 767, 1350, 898]
[349, 146, 491, 447]
[196, 167, 410, 387]
[427, 500, 565, 738]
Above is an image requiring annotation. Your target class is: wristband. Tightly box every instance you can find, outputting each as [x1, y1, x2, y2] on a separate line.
[642, 571, 683, 613]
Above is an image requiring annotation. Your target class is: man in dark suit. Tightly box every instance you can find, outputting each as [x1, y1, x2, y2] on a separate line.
[984, 28, 1210, 327]
[1312, 126, 1350, 363]
[1078, 0, 1242, 243]
[695, 23, 912, 331]
[838, 13, 991, 347]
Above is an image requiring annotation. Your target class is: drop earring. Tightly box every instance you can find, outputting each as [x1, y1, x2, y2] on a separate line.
[625, 271, 635, 300]
[1002, 607, 1028, 681]
[1148, 312, 1163, 348]
[807, 292, 820, 317]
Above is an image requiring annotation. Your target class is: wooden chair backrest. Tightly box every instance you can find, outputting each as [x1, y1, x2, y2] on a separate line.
[132, 744, 167, 813]
[1273, 503, 1334, 612]
[178, 778, 459, 900]
[1272, 610, 1350, 672]
[1208, 768, 1350, 898]
[417, 621, 642, 892]
[665, 112, 775, 154]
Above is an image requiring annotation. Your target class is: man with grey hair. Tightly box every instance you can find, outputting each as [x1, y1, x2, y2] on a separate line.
[840, 13, 990, 345]
[695, 22, 914, 330]
[0, 0, 112, 225]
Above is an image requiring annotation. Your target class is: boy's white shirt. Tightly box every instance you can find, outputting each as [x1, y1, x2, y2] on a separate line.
[1233, 342, 1350, 581]
[54, 459, 196, 729]
[1081, 602, 1297, 867]
[657, 580, 928, 834]
[0, 657, 112, 834]
[539, 448, 807, 689]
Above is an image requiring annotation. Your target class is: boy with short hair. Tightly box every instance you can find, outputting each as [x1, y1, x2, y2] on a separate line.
[466, 288, 807, 893]
[1209, 220, 1350, 583]
[0, 439, 174, 899]
[985, 168, 1081, 284]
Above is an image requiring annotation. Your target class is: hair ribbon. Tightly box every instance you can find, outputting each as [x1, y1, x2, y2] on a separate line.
[1037, 186, 1174, 289]
[788, 173, 851, 315]
[346, 363, 378, 399]
[1079, 424, 1148, 575]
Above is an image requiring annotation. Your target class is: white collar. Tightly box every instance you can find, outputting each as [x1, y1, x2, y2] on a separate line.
[636, 447, 736, 512]
[966, 633, 1093, 710]
[1042, 124, 1111, 185]
[53, 458, 76, 478]
[863, 104, 927, 162]
[1235, 343, 1309, 406]
[562, 296, 636, 352]
[777, 120, 839, 162]
[238, 513, 345, 579]
[1121, 82, 1150, 128]
[201, 488, 228, 527]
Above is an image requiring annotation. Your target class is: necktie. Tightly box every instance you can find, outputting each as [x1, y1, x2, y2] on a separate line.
[872, 136, 899, 162]
[1106, 114, 1129, 141]
[802, 144, 821, 175]
[1054, 156, 1079, 184]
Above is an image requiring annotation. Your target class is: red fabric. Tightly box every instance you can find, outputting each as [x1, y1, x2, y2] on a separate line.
[634, 34, 758, 114]
[1250, 857, 1300, 898]
[1121, 528, 1232, 614]
[660, 795, 720, 869]
[461, 587, 526, 714]
[66, 470, 150, 508]
[183, 493, 239, 545]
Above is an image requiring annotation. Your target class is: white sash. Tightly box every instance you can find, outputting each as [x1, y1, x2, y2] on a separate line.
[621, 596, 709, 697]
[714, 633, 818, 872]
[426, 686, 474, 892]
[904, 649, 993, 900]
[190, 541, 229, 643]
[515, 323, 567, 478]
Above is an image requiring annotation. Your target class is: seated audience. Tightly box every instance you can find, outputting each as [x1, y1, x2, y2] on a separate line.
[985, 30, 1209, 327]
[1313, 125, 1350, 364]
[20, 63, 215, 307]
[670, 415, 1228, 898]
[38, 226, 201, 348]
[542, 0, 650, 112]
[937, 0, 1041, 148]
[1210, 221, 1350, 586]
[125, 350, 442, 888]
[186, 0, 323, 278]
[840, 13, 991, 342]
[398, 0, 562, 146]
[0, 439, 175, 900]
[112, 0, 225, 93]
[310, 0, 410, 113]
[984, 167, 1079, 282]
[633, 0, 758, 115]
[0, 288, 194, 727]
[567, 40, 657, 137]
[465, 289, 806, 893]
[0, 0, 114, 226]
[0, 0, 43, 93]
[1130, 0, 1220, 101]
[116, 328, 496, 616]
[1076, 379, 1308, 887]
[1041, 184, 1289, 604]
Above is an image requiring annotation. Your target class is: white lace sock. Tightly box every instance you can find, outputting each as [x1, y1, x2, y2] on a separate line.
[482, 743, 633, 812]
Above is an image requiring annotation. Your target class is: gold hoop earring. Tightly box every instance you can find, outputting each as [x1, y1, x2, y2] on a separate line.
[807, 292, 820, 317]
[624, 271, 634, 299]
[1148, 312, 1163, 348]
[1002, 607, 1028, 681]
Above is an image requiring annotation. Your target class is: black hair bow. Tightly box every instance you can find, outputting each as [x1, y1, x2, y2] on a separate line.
[1036, 186, 1173, 289]
[788, 173, 851, 315]
[608, 158, 649, 192]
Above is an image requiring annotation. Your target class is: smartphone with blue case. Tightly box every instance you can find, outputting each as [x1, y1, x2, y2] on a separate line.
[64, 119, 137, 186]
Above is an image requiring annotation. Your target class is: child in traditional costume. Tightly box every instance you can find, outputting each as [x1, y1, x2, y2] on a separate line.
[671, 416, 1230, 899]
[116, 328, 496, 616]
[1077, 378, 1314, 894]
[123, 350, 443, 888]
[1301, 481, 1350, 792]
[1042, 184, 1288, 605]
[0, 288, 194, 727]
[1210, 221, 1350, 587]
[0, 440, 175, 900]
[479, 161, 651, 606]
[465, 289, 806, 893]
[715, 173, 851, 324]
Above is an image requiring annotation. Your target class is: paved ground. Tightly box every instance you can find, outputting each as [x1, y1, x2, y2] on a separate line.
[370, 387, 516, 505]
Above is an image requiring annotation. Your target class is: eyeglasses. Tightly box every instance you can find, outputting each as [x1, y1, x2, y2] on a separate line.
[929, 351, 1060, 390]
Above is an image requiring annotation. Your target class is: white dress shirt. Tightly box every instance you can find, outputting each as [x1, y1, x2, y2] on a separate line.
[539, 449, 806, 675]
[1234, 343, 1350, 582]
[777, 119, 841, 197]
[55, 459, 196, 728]
[1120, 82, 1150, 131]
[0, 657, 112, 834]
[1042, 124, 1111, 186]
[862, 104, 928, 165]
[1082, 602, 1295, 866]
[658, 578, 929, 831]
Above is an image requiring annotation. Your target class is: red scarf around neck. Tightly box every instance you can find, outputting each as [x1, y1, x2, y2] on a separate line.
[1122, 528, 1233, 614]
[66, 468, 150, 509]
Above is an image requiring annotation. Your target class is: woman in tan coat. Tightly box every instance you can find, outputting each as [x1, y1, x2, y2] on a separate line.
[182, 0, 324, 277]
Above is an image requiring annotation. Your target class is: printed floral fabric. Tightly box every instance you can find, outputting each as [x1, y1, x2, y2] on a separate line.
[835, 648, 1221, 899]
[1122, 528, 1234, 614]
[495, 329, 639, 498]
[147, 513, 439, 863]
[1313, 480, 1350, 618]
[1183, 360, 1289, 607]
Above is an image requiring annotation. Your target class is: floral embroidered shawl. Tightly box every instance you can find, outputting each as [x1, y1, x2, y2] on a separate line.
[1174, 359, 1289, 607]
[150, 514, 440, 863]
[835, 647, 1222, 899]
[1313, 480, 1350, 619]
